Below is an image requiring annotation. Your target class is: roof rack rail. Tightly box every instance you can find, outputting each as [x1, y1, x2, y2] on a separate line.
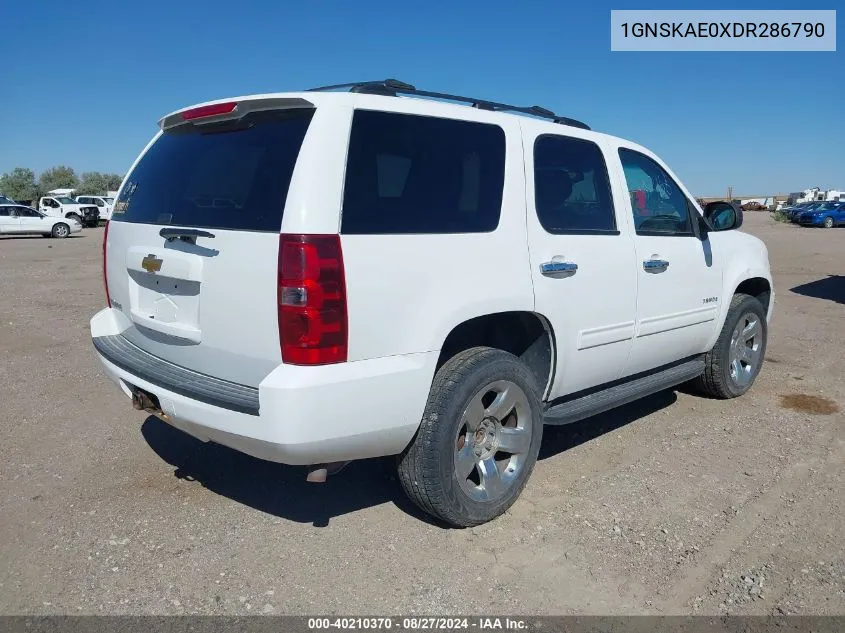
[307, 79, 590, 130]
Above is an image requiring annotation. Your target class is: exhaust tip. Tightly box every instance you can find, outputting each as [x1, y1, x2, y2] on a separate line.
[306, 467, 328, 483]
[306, 461, 351, 483]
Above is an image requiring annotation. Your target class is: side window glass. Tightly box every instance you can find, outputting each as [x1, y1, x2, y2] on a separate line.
[341, 110, 505, 235]
[533, 135, 617, 233]
[618, 148, 692, 235]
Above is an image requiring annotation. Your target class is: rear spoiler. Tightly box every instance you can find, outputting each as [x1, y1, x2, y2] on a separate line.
[158, 97, 314, 131]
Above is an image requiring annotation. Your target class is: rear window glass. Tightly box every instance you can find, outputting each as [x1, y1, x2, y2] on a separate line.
[112, 110, 314, 232]
[341, 110, 505, 234]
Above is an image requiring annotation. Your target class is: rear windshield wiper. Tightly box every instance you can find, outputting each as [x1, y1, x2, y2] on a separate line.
[159, 227, 215, 241]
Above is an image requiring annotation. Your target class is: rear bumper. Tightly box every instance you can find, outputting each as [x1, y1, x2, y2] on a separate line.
[90, 307, 436, 465]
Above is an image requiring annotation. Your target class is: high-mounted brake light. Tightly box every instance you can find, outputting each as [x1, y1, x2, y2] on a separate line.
[102, 220, 111, 307]
[180, 101, 238, 121]
[278, 234, 348, 365]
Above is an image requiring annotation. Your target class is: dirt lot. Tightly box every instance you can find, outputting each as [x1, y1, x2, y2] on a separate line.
[0, 212, 843, 616]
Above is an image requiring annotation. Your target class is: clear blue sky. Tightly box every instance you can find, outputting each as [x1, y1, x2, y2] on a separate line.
[2, 0, 842, 196]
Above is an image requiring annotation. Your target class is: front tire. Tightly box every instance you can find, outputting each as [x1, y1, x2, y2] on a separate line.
[397, 347, 543, 527]
[51, 223, 70, 239]
[824, 216, 834, 229]
[693, 293, 767, 399]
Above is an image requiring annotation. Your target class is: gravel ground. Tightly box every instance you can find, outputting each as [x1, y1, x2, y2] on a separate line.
[0, 213, 843, 615]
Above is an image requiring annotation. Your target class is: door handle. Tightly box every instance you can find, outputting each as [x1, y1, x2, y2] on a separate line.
[643, 259, 670, 273]
[540, 260, 578, 278]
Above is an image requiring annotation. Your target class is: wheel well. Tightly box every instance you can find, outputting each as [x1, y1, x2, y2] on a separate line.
[735, 277, 771, 313]
[437, 312, 554, 397]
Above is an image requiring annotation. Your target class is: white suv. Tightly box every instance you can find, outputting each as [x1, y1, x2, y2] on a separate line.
[91, 80, 773, 527]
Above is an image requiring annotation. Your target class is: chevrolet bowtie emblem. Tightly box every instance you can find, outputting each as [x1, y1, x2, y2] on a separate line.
[141, 254, 163, 273]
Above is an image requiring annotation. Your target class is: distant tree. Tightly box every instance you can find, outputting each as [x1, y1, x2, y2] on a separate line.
[76, 171, 125, 195]
[105, 173, 124, 191]
[77, 172, 108, 195]
[0, 167, 39, 201]
[38, 166, 79, 193]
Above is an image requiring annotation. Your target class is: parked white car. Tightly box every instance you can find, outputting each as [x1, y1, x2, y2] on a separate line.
[91, 80, 774, 526]
[39, 196, 99, 227]
[0, 204, 81, 238]
[76, 195, 115, 221]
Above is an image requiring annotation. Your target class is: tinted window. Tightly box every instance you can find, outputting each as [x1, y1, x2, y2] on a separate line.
[341, 110, 505, 234]
[619, 148, 692, 235]
[112, 110, 314, 231]
[17, 207, 40, 217]
[0, 207, 10, 216]
[533, 135, 616, 233]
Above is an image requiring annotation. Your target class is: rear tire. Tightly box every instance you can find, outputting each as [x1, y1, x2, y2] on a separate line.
[51, 223, 70, 239]
[693, 293, 767, 399]
[397, 347, 543, 527]
[824, 216, 834, 229]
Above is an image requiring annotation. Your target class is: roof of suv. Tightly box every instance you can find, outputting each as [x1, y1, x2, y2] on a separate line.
[158, 79, 628, 147]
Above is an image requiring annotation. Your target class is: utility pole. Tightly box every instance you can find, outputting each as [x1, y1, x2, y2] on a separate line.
[727, 185, 733, 202]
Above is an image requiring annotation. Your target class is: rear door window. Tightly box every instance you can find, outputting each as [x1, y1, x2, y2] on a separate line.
[112, 109, 314, 232]
[341, 110, 506, 234]
[533, 135, 617, 234]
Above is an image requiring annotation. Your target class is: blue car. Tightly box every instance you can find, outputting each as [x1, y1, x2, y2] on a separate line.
[789, 201, 825, 222]
[798, 201, 845, 228]
[781, 202, 810, 221]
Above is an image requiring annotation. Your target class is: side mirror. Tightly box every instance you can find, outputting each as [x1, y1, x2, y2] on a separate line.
[703, 201, 743, 231]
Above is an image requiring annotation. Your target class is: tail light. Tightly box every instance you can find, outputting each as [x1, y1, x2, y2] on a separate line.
[278, 234, 347, 365]
[102, 220, 111, 307]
